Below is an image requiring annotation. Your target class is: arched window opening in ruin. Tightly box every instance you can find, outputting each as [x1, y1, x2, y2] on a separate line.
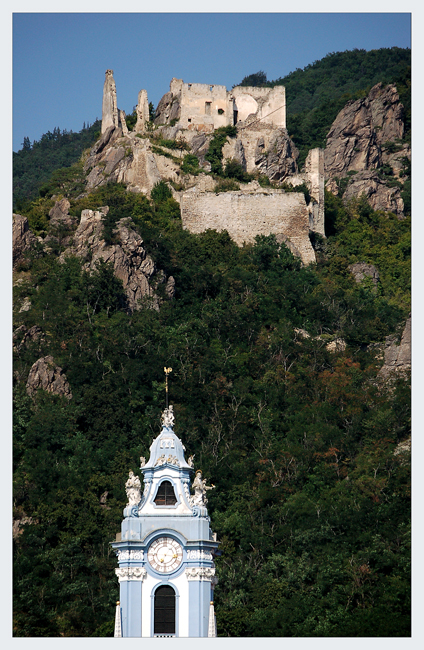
[205, 102, 211, 116]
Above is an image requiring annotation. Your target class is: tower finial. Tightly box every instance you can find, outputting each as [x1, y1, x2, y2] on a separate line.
[164, 367, 172, 408]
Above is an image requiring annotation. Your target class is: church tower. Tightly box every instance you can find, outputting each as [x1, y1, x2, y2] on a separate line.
[111, 405, 219, 637]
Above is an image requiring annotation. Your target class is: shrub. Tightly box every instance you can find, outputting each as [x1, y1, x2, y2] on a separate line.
[205, 125, 238, 175]
[181, 154, 200, 175]
[214, 178, 240, 193]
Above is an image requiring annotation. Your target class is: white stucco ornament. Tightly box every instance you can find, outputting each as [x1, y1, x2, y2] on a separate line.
[125, 470, 141, 506]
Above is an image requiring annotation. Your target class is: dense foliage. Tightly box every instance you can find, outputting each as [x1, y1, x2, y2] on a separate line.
[13, 175, 410, 636]
[13, 121, 101, 209]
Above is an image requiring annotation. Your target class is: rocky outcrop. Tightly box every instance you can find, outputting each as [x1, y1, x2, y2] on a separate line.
[13, 214, 37, 269]
[222, 125, 298, 182]
[102, 70, 119, 134]
[13, 325, 45, 352]
[348, 262, 380, 287]
[26, 355, 72, 399]
[325, 83, 409, 216]
[155, 91, 181, 126]
[61, 208, 175, 311]
[342, 170, 404, 215]
[325, 83, 404, 177]
[44, 198, 78, 248]
[84, 134, 162, 195]
[48, 198, 73, 227]
[378, 316, 411, 379]
[393, 437, 411, 465]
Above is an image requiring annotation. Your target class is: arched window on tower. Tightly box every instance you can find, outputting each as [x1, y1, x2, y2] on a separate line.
[154, 585, 176, 635]
[154, 480, 177, 506]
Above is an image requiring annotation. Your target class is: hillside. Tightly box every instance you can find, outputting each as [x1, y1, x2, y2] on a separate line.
[13, 120, 101, 209]
[13, 48, 411, 638]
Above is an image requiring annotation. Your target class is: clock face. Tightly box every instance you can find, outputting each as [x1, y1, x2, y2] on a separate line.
[147, 537, 183, 573]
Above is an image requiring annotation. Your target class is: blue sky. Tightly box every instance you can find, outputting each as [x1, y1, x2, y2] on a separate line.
[12, 12, 411, 152]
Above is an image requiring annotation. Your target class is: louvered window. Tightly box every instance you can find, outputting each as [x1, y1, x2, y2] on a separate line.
[154, 586, 175, 635]
[154, 480, 177, 506]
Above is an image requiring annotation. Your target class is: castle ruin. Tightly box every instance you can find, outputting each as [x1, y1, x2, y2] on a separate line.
[99, 70, 325, 265]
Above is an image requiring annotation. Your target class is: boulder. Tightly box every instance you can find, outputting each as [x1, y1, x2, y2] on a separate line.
[378, 316, 411, 379]
[348, 262, 380, 287]
[26, 355, 72, 399]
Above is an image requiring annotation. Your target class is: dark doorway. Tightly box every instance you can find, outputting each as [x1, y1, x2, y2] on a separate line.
[154, 480, 177, 506]
[154, 586, 176, 635]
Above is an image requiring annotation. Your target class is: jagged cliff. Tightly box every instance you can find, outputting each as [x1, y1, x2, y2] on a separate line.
[325, 83, 410, 216]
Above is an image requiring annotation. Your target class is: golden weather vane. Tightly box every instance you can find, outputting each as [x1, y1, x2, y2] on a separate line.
[164, 367, 172, 408]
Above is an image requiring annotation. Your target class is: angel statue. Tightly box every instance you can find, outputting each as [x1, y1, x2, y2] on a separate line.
[125, 470, 141, 506]
[140, 456, 146, 468]
[187, 454, 195, 468]
[161, 405, 175, 429]
[190, 470, 215, 507]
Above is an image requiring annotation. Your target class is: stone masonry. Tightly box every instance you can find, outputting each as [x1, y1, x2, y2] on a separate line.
[180, 183, 316, 265]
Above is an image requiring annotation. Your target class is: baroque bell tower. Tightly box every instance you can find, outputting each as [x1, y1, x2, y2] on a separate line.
[111, 404, 219, 637]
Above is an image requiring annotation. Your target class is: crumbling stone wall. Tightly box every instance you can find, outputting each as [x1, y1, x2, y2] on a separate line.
[289, 149, 325, 236]
[231, 85, 286, 128]
[180, 184, 316, 265]
[155, 79, 286, 132]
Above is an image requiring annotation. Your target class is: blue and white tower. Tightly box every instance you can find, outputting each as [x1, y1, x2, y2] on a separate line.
[111, 405, 219, 637]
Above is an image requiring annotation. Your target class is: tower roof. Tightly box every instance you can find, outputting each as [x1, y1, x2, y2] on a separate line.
[142, 406, 193, 472]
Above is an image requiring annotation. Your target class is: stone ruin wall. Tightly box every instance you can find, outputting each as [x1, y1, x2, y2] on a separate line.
[231, 86, 286, 128]
[180, 188, 316, 265]
[289, 148, 325, 237]
[173, 79, 233, 132]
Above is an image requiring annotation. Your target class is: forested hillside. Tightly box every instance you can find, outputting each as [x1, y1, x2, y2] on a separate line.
[13, 47, 411, 637]
[13, 120, 101, 208]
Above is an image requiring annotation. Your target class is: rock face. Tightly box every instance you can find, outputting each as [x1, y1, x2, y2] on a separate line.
[348, 262, 380, 287]
[222, 124, 299, 182]
[341, 170, 404, 215]
[378, 316, 411, 379]
[84, 133, 162, 195]
[48, 198, 73, 227]
[13, 325, 45, 352]
[102, 70, 119, 134]
[26, 355, 72, 399]
[325, 83, 404, 176]
[62, 208, 175, 311]
[13, 214, 37, 269]
[325, 83, 409, 216]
